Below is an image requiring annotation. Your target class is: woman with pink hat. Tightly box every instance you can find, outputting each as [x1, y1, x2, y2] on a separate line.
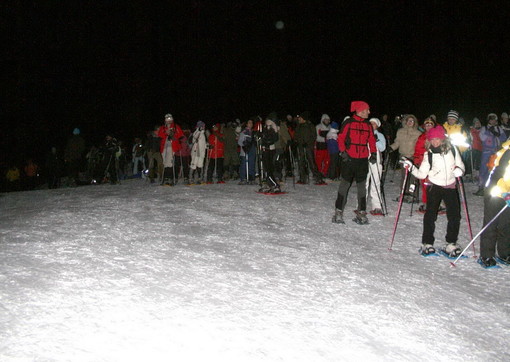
[402, 125, 465, 257]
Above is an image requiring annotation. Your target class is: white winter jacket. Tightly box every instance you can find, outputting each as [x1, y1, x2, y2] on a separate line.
[411, 146, 464, 187]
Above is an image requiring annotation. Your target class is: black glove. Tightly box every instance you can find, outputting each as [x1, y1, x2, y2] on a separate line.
[340, 151, 350, 162]
[369, 153, 377, 164]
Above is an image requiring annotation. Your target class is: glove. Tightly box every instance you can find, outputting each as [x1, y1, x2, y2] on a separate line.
[504, 193, 510, 207]
[453, 167, 463, 178]
[402, 159, 414, 171]
[340, 151, 350, 162]
[369, 153, 377, 164]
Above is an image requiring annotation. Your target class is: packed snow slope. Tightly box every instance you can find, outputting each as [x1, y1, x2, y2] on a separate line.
[0, 177, 508, 361]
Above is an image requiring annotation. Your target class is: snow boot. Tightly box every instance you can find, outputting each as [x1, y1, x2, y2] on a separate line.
[420, 244, 436, 256]
[478, 257, 497, 268]
[444, 243, 461, 257]
[332, 209, 344, 224]
[353, 210, 369, 225]
[473, 187, 484, 196]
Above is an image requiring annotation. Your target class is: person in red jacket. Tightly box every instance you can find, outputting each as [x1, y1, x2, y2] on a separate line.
[206, 123, 225, 183]
[413, 116, 436, 211]
[157, 113, 184, 185]
[469, 117, 483, 181]
[332, 101, 377, 224]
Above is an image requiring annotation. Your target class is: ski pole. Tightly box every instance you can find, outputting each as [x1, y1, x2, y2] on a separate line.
[456, 176, 476, 256]
[288, 144, 295, 189]
[375, 158, 388, 215]
[389, 166, 410, 250]
[450, 204, 507, 266]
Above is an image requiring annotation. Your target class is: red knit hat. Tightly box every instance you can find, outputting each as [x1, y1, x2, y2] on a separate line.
[427, 125, 446, 140]
[350, 101, 370, 113]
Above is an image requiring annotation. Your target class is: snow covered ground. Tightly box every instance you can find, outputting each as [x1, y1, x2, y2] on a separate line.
[0, 176, 508, 361]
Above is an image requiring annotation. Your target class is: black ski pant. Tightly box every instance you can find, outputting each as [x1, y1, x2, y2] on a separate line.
[335, 158, 368, 211]
[174, 155, 190, 181]
[206, 158, 224, 182]
[262, 149, 279, 187]
[422, 184, 460, 245]
[297, 145, 322, 183]
[480, 194, 510, 259]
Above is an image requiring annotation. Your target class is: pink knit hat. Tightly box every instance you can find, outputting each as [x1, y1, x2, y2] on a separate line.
[427, 125, 446, 140]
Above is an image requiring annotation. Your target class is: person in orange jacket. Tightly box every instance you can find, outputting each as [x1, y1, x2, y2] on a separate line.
[206, 123, 225, 183]
[157, 113, 184, 185]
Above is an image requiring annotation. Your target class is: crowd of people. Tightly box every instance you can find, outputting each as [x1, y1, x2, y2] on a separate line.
[2, 104, 509, 267]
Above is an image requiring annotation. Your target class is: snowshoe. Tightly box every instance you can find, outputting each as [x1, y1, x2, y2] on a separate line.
[419, 244, 437, 256]
[369, 208, 384, 216]
[258, 185, 272, 193]
[315, 180, 327, 185]
[296, 180, 308, 185]
[238, 180, 248, 185]
[417, 205, 426, 213]
[495, 256, 510, 266]
[217, 180, 226, 184]
[478, 257, 500, 269]
[332, 209, 344, 224]
[352, 210, 369, 225]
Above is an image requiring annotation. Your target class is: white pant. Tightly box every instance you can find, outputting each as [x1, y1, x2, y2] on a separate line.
[132, 156, 146, 174]
[366, 162, 383, 210]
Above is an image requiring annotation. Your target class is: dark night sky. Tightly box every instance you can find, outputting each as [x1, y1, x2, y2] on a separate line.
[2, 1, 510, 161]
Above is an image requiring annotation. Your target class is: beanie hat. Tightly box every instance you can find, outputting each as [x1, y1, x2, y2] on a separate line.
[73, 128, 80, 135]
[369, 118, 381, 128]
[213, 123, 220, 129]
[501, 112, 508, 119]
[196, 121, 205, 129]
[321, 114, 331, 122]
[299, 111, 311, 121]
[423, 117, 436, 126]
[487, 113, 498, 121]
[331, 121, 339, 130]
[350, 101, 369, 113]
[473, 117, 480, 123]
[165, 113, 173, 120]
[447, 110, 459, 121]
[427, 125, 447, 140]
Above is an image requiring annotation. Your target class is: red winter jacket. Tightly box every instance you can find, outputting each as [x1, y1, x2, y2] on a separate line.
[413, 132, 428, 166]
[208, 131, 225, 159]
[337, 115, 376, 159]
[157, 124, 184, 153]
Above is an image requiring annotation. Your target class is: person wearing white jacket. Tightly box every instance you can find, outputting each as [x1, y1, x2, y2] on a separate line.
[366, 118, 386, 215]
[189, 121, 207, 184]
[402, 125, 465, 256]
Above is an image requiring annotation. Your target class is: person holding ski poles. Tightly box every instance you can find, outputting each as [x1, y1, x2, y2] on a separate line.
[478, 139, 510, 267]
[238, 118, 256, 185]
[332, 101, 377, 225]
[402, 125, 465, 256]
[189, 121, 207, 184]
[157, 113, 184, 186]
[206, 123, 225, 184]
